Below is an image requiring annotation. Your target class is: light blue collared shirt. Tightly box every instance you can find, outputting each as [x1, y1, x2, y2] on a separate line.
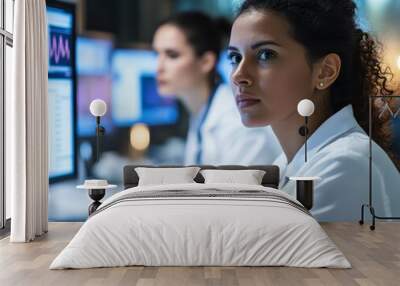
[274, 105, 400, 221]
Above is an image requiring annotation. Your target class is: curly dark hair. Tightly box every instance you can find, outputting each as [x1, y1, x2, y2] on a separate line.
[238, 0, 399, 167]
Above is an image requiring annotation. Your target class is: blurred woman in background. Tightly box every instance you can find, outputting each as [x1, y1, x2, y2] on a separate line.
[153, 11, 282, 165]
[229, 0, 400, 221]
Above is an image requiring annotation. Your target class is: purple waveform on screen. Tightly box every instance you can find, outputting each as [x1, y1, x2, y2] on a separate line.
[49, 32, 71, 65]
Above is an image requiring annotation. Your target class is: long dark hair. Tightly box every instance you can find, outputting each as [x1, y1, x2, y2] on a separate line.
[157, 11, 231, 85]
[237, 0, 399, 167]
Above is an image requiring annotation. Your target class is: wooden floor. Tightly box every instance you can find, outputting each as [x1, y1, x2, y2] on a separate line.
[0, 222, 399, 286]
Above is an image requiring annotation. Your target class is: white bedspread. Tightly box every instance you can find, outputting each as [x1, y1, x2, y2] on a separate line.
[50, 183, 350, 269]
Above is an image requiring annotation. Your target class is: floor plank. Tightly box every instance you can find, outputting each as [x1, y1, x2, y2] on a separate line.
[0, 222, 399, 286]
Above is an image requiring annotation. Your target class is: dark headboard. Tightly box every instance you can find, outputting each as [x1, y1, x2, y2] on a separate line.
[123, 165, 280, 189]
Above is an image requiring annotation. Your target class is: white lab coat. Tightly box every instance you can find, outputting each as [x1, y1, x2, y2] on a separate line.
[184, 84, 282, 165]
[274, 105, 400, 221]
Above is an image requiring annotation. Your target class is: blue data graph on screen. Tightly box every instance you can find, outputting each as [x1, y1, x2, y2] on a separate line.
[49, 28, 72, 67]
[47, 7, 73, 77]
[47, 4, 76, 181]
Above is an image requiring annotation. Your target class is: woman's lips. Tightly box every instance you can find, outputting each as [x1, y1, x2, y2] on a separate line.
[157, 77, 168, 86]
[157, 80, 167, 86]
[236, 94, 261, 109]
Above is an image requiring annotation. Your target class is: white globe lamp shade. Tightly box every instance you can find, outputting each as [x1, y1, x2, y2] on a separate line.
[297, 99, 315, 117]
[90, 99, 107, 117]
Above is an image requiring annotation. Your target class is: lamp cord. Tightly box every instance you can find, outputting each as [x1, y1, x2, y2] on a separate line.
[305, 116, 308, 163]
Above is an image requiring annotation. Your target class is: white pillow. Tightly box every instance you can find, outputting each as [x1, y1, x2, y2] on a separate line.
[135, 167, 201, 186]
[200, 169, 266, 185]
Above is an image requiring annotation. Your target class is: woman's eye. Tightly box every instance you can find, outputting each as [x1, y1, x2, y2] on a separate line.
[227, 53, 242, 65]
[166, 50, 180, 59]
[257, 49, 277, 62]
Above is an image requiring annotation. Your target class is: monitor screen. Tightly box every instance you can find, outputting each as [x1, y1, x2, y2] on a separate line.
[217, 50, 232, 83]
[77, 37, 112, 75]
[47, 3, 76, 181]
[76, 36, 113, 137]
[111, 49, 179, 126]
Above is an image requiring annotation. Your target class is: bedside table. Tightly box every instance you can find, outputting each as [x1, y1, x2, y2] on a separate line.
[289, 177, 320, 210]
[77, 180, 117, 215]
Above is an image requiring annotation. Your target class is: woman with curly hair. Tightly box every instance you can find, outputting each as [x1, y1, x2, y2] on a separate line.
[228, 0, 400, 221]
[153, 11, 282, 165]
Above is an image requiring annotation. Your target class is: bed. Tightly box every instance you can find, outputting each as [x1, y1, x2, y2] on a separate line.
[50, 165, 350, 269]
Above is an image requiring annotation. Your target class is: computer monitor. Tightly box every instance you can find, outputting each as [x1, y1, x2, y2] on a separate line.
[47, 1, 77, 182]
[217, 50, 232, 83]
[111, 49, 179, 126]
[76, 36, 113, 137]
[77, 37, 112, 75]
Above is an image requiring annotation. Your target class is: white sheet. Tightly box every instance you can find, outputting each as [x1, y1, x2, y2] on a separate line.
[50, 183, 350, 269]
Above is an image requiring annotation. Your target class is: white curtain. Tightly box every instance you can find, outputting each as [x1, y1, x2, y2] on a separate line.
[7, 0, 48, 242]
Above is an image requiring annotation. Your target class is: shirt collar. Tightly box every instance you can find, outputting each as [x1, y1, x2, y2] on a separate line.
[282, 104, 364, 180]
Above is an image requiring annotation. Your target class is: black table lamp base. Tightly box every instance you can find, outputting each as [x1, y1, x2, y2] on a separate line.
[296, 180, 314, 210]
[88, 189, 105, 215]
